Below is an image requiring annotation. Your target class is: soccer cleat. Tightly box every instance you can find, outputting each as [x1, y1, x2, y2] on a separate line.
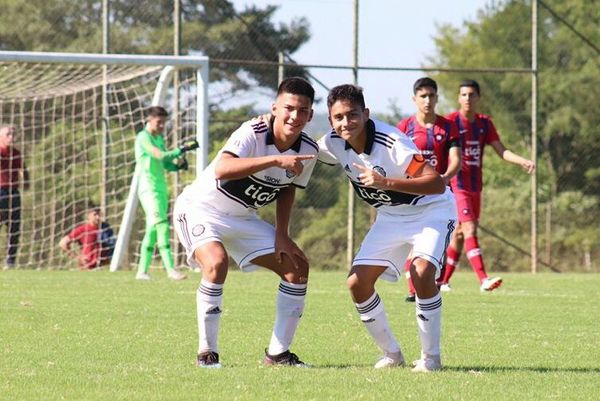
[405, 293, 416, 303]
[168, 270, 187, 281]
[411, 354, 442, 373]
[440, 283, 452, 292]
[135, 271, 151, 280]
[263, 348, 310, 367]
[374, 351, 405, 369]
[480, 276, 503, 292]
[196, 351, 221, 369]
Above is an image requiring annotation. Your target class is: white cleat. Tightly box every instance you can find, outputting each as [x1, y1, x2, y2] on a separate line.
[374, 351, 405, 369]
[135, 272, 151, 281]
[412, 354, 442, 373]
[480, 276, 503, 292]
[440, 283, 452, 292]
[168, 270, 187, 281]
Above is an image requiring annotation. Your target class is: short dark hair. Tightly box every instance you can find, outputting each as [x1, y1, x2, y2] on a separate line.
[327, 84, 366, 110]
[459, 79, 481, 95]
[146, 106, 169, 118]
[413, 77, 438, 94]
[277, 77, 315, 104]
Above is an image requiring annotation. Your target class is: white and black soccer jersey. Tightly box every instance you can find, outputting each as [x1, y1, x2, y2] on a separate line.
[180, 119, 319, 216]
[318, 118, 455, 215]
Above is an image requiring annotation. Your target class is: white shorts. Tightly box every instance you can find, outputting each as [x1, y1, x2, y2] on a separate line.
[353, 202, 457, 282]
[173, 196, 275, 272]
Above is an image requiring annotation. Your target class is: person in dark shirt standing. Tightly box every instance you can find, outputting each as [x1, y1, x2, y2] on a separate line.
[0, 125, 29, 270]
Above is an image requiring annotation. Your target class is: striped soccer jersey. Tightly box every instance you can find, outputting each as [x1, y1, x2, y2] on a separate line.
[446, 111, 500, 193]
[318, 118, 454, 215]
[396, 115, 460, 175]
[180, 119, 319, 216]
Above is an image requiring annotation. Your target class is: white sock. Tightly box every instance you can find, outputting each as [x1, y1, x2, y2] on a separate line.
[267, 281, 306, 355]
[355, 292, 400, 354]
[415, 293, 442, 356]
[196, 279, 223, 354]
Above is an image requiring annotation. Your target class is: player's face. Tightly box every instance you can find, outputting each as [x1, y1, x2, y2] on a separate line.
[87, 210, 101, 226]
[0, 126, 15, 147]
[271, 93, 313, 138]
[328, 100, 370, 141]
[458, 86, 480, 113]
[147, 115, 166, 135]
[413, 87, 438, 115]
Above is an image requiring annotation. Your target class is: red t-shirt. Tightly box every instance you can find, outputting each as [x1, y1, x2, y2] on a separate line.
[0, 146, 23, 189]
[397, 115, 460, 175]
[68, 223, 108, 269]
[445, 111, 500, 192]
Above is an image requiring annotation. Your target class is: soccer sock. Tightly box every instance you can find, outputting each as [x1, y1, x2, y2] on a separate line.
[156, 221, 175, 271]
[465, 236, 488, 282]
[415, 293, 442, 357]
[137, 225, 157, 273]
[404, 259, 416, 295]
[355, 292, 400, 354]
[268, 281, 307, 355]
[442, 246, 460, 283]
[197, 279, 223, 354]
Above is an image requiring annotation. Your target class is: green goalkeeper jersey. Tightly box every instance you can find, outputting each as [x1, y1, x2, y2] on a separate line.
[134, 127, 181, 194]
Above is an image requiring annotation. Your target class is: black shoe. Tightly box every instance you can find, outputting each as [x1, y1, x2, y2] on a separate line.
[196, 351, 221, 368]
[263, 348, 310, 367]
[405, 294, 416, 303]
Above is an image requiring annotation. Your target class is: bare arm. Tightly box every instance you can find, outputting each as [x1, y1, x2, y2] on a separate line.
[354, 162, 446, 195]
[441, 146, 462, 185]
[490, 140, 535, 174]
[273, 185, 308, 268]
[215, 152, 315, 180]
[59, 236, 79, 260]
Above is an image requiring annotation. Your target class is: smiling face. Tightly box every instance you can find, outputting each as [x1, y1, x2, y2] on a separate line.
[413, 86, 438, 116]
[271, 92, 313, 139]
[328, 99, 370, 143]
[458, 85, 480, 115]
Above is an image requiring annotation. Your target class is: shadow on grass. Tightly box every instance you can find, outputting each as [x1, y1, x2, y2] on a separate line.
[446, 365, 600, 374]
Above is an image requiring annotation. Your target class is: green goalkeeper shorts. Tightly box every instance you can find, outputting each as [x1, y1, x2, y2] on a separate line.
[139, 190, 169, 226]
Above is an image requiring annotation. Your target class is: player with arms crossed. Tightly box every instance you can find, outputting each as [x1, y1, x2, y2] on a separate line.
[397, 77, 461, 302]
[173, 77, 318, 368]
[318, 84, 456, 372]
[440, 80, 535, 292]
[134, 106, 196, 281]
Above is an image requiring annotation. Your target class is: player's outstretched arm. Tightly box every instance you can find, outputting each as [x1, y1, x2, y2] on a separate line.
[490, 140, 535, 174]
[353, 161, 445, 195]
[215, 152, 315, 180]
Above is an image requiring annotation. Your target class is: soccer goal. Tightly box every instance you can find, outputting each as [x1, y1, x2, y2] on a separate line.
[0, 51, 208, 271]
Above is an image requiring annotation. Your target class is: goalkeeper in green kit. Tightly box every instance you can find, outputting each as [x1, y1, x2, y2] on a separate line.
[134, 106, 198, 281]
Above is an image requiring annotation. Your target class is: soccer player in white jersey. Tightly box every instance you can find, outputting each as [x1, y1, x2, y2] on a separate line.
[173, 77, 319, 368]
[318, 84, 457, 372]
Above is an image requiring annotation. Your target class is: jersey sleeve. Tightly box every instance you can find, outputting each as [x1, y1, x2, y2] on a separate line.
[392, 134, 422, 177]
[220, 122, 257, 158]
[316, 133, 340, 166]
[448, 120, 461, 148]
[485, 117, 501, 144]
[396, 118, 409, 134]
[293, 153, 318, 189]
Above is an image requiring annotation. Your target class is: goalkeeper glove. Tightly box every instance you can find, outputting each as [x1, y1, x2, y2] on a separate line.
[175, 156, 189, 171]
[179, 138, 199, 153]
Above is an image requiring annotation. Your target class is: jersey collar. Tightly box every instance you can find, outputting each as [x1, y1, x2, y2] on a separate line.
[266, 118, 303, 152]
[344, 119, 375, 155]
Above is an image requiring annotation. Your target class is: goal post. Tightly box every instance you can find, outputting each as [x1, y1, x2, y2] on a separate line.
[0, 50, 209, 271]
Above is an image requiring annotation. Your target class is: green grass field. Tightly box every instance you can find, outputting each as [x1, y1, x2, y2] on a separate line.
[2, 269, 599, 401]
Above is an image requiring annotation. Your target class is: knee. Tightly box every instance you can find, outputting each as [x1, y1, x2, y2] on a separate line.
[410, 260, 436, 282]
[346, 273, 361, 293]
[282, 260, 309, 284]
[194, 250, 228, 282]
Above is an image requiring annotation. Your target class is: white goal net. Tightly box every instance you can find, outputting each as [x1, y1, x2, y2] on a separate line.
[0, 51, 208, 270]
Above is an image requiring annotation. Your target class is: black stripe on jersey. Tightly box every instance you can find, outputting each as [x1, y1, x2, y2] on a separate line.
[250, 120, 269, 134]
[410, 195, 425, 205]
[374, 132, 396, 147]
[222, 150, 240, 158]
[249, 174, 290, 188]
[176, 213, 192, 248]
[373, 138, 394, 149]
[300, 133, 319, 152]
